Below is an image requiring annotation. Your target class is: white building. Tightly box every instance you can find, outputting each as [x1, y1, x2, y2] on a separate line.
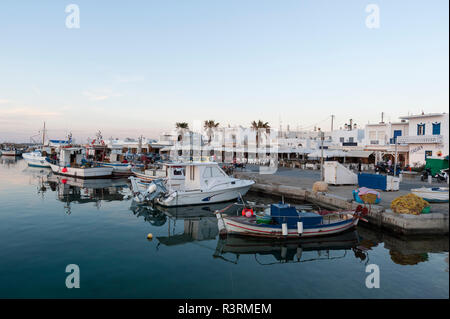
[397, 112, 449, 167]
[363, 121, 409, 165]
[330, 128, 365, 150]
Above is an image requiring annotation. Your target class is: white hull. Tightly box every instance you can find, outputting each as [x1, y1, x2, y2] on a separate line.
[1, 150, 20, 156]
[22, 152, 51, 167]
[411, 187, 449, 202]
[97, 162, 132, 172]
[49, 163, 113, 179]
[220, 214, 358, 238]
[156, 182, 253, 207]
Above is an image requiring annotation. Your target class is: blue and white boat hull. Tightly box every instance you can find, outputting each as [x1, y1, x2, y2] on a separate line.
[217, 212, 359, 238]
[411, 187, 449, 203]
[22, 152, 51, 167]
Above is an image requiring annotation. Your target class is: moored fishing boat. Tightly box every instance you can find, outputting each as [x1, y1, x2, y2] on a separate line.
[411, 187, 449, 203]
[47, 147, 113, 179]
[0, 148, 21, 156]
[216, 203, 365, 238]
[23, 150, 51, 168]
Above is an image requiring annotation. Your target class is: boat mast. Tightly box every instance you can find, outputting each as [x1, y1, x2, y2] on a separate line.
[42, 122, 46, 146]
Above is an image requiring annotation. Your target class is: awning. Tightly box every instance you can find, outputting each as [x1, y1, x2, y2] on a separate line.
[344, 151, 374, 158]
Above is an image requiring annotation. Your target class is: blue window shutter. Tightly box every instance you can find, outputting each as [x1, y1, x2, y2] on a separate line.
[432, 123, 441, 135]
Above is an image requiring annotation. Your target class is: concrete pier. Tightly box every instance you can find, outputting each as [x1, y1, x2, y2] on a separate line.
[234, 169, 449, 236]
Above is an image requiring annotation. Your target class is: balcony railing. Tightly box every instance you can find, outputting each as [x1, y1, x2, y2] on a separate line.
[397, 135, 443, 144]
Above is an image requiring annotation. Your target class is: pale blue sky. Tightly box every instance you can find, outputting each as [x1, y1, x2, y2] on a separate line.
[0, 0, 448, 142]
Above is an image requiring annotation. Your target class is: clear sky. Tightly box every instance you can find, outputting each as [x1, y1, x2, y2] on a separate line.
[0, 0, 448, 142]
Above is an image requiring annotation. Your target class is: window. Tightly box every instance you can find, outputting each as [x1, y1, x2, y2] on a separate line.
[189, 166, 195, 180]
[348, 137, 354, 143]
[203, 167, 212, 178]
[340, 137, 344, 143]
[417, 123, 425, 136]
[425, 151, 432, 159]
[392, 130, 402, 143]
[432, 122, 441, 135]
[211, 167, 225, 177]
[173, 168, 184, 176]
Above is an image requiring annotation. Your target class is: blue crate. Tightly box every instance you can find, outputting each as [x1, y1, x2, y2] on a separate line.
[358, 173, 387, 191]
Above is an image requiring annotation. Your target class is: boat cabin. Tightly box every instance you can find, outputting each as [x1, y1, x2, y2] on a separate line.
[270, 203, 323, 226]
[183, 162, 232, 191]
[58, 147, 85, 167]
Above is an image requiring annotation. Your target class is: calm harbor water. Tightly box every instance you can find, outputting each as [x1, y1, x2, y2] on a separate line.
[0, 157, 448, 298]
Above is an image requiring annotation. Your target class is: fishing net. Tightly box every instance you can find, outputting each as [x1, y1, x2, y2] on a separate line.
[359, 193, 378, 205]
[390, 193, 429, 215]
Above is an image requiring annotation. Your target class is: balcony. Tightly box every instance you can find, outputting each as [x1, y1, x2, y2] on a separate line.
[397, 135, 443, 144]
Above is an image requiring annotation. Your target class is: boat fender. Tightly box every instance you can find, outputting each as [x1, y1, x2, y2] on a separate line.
[62, 167, 68, 173]
[297, 221, 303, 235]
[282, 223, 288, 236]
[241, 208, 254, 217]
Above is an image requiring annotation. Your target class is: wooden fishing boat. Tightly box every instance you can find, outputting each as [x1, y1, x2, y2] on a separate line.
[411, 187, 449, 203]
[216, 203, 365, 238]
[48, 161, 113, 179]
[47, 147, 113, 179]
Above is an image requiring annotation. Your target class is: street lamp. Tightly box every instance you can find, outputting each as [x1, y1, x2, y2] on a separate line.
[320, 131, 325, 181]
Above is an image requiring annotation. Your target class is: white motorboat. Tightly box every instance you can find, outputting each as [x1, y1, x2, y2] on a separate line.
[23, 150, 51, 168]
[48, 147, 113, 179]
[130, 162, 254, 207]
[411, 187, 449, 203]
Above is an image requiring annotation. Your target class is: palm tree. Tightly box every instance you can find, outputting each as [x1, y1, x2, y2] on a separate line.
[251, 120, 270, 149]
[175, 122, 189, 130]
[203, 120, 220, 144]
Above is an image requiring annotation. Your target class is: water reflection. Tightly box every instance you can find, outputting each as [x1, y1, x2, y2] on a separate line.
[213, 230, 367, 265]
[0, 155, 19, 167]
[130, 204, 167, 226]
[357, 227, 449, 267]
[37, 174, 130, 214]
[152, 203, 234, 247]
